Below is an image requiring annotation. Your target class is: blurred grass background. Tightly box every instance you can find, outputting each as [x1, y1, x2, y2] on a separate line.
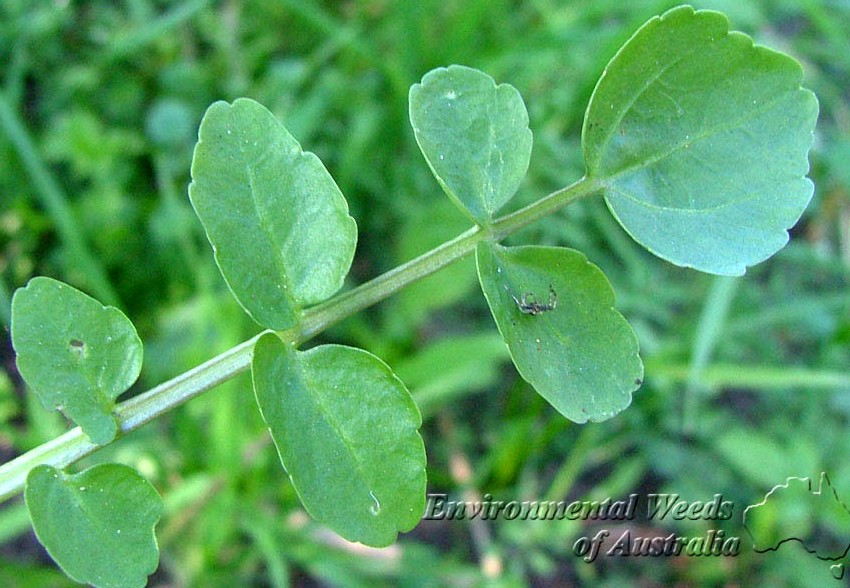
[1, 0, 849, 586]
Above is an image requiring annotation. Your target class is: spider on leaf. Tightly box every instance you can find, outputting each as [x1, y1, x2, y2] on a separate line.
[505, 284, 557, 315]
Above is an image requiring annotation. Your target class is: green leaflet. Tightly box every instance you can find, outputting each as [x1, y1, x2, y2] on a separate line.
[410, 65, 532, 226]
[11, 277, 142, 444]
[189, 98, 357, 330]
[476, 242, 642, 423]
[251, 335, 426, 547]
[25, 464, 162, 588]
[583, 6, 818, 275]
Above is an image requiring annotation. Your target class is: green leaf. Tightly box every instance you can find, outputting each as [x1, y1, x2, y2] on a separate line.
[25, 464, 162, 588]
[409, 65, 532, 225]
[583, 6, 818, 275]
[476, 242, 642, 423]
[189, 98, 357, 329]
[252, 334, 426, 547]
[11, 277, 142, 444]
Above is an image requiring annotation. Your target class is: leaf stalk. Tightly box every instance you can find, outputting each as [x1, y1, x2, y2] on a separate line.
[0, 175, 601, 503]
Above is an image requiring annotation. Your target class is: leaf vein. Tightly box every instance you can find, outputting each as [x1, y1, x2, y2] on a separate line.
[604, 90, 797, 183]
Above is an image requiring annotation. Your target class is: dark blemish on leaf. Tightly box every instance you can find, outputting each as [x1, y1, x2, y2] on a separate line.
[635, 378, 642, 386]
[69, 339, 85, 355]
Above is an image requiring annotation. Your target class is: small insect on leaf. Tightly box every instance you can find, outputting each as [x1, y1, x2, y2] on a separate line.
[507, 284, 558, 315]
[477, 242, 642, 423]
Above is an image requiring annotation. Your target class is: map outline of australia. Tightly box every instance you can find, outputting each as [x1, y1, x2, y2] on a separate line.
[743, 472, 850, 580]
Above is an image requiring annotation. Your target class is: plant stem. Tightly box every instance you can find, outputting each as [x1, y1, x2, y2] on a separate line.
[0, 175, 602, 503]
[681, 275, 739, 434]
[0, 276, 11, 330]
[647, 360, 850, 389]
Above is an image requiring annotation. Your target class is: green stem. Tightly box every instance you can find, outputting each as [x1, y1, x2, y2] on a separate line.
[681, 275, 739, 433]
[0, 176, 602, 503]
[544, 424, 599, 503]
[0, 276, 11, 330]
[648, 360, 850, 390]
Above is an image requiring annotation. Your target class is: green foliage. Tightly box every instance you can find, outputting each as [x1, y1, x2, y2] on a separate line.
[409, 65, 532, 225]
[1, 2, 846, 587]
[252, 335, 426, 547]
[583, 6, 819, 275]
[476, 242, 642, 422]
[25, 464, 162, 588]
[189, 98, 357, 330]
[10, 277, 142, 444]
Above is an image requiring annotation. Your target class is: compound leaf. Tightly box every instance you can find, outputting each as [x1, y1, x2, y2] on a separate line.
[25, 464, 162, 588]
[583, 6, 818, 275]
[252, 335, 426, 547]
[189, 98, 357, 329]
[11, 277, 142, 445]
[476, 242, 642, 423]
[409, 65, 532, 226]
